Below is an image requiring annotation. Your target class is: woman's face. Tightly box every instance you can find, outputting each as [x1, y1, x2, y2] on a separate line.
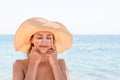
[31, 31, 54, 53]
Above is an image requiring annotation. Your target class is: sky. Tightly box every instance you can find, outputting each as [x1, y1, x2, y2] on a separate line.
[0, 0, 120, 35]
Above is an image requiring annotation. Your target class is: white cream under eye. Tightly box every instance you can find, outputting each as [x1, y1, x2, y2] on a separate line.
[46, 38, 52, 42]
[36, 38, 42, 42]
[35, 37, 52, 42]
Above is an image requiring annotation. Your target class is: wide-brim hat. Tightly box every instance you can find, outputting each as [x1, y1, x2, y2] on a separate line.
[14, 17, 73, 54]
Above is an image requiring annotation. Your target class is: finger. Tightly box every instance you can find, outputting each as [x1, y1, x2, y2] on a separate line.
[32, 46, 37, 51]
[51, 43, 56, 50]
[32, 46, 40, 54]
[47, 44, 54, 54]
[47, 49, 54, 54]
[51, 44, 57, 55]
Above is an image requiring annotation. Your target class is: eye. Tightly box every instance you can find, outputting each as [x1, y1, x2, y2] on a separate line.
[46, 37, 52, 42]
[36, 37, 43, 42]
[37, 37, 42, 39]
[47, 37, 51, 39]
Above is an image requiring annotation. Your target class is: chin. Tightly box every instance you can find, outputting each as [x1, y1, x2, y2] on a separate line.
[41, 51, 47, 54]
[38, 49, 48, 53]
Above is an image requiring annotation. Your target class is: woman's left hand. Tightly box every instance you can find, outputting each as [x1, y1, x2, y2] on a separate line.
[47, 44, 57, 66]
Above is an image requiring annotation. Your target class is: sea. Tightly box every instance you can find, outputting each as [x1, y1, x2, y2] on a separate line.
[0, 35, 120, 80]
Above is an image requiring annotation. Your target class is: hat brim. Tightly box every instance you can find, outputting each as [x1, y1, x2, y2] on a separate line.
[14, 18, 73, 54]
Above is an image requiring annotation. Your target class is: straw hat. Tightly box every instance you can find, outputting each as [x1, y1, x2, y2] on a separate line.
[14, 17, 73, 54]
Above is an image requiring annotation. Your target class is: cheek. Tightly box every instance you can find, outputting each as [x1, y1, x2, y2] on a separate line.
[32, 40, 39, 47]
[48, 42, 51, 46]
[47, 43, 52, 48]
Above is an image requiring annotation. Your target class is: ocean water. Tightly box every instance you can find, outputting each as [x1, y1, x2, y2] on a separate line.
[0, 35, 120, 80]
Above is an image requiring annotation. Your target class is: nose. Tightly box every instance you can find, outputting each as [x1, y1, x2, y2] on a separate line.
[43, 38, 47, 42]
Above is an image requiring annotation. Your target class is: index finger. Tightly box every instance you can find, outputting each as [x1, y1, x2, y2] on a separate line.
[51, 43, 56, 50]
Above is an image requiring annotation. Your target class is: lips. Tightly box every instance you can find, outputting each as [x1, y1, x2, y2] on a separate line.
[39, 45, 48, 48]
[39, 45, 49, 53]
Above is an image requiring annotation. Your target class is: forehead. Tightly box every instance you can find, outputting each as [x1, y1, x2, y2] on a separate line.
[34, 31, 53, 36]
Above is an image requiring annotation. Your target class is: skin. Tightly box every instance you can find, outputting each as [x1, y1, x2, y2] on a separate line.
[13, 31, 70, 80]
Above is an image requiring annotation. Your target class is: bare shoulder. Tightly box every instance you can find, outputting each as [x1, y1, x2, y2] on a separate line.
[57, 59, 65, 64]
[13, 58, 29, 69]
[57, 59, 69, 80]
[13, 59, 29, 80]
[57, 59, 66, 69]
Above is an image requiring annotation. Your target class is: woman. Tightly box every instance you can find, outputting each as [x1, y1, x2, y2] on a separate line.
[13, 17, 72, 80]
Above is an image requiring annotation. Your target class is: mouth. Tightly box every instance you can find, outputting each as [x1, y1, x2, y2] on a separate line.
[38, 45, 49, 53]
[39, 45, 49, 49]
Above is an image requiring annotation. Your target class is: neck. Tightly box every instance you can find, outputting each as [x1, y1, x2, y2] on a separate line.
[40, 52, 49, 63]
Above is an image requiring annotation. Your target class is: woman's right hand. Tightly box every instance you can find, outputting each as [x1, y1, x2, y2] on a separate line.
[29, 47, 41, 66]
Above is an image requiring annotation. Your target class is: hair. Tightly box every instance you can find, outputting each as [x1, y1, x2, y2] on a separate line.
[27, 35, 34, 55]
[27, 34, 56, 56]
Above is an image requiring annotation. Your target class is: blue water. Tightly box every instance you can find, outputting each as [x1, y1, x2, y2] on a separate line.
[0, 35, 120, 80]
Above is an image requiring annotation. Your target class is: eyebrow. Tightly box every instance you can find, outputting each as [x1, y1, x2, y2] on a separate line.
[36, 34, 52, 36]
[47, 34, 52, 36]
